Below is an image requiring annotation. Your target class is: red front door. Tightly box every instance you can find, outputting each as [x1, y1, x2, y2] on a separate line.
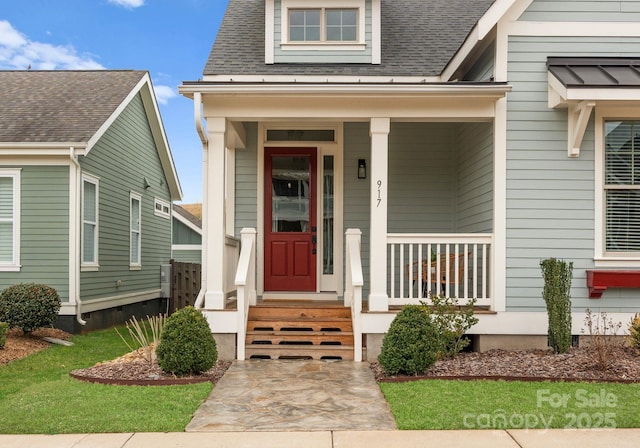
[264, 148, 317, 291]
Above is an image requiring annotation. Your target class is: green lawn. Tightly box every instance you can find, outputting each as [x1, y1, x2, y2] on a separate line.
[0, 327, 212, 434]
[381, 379, 640, 430]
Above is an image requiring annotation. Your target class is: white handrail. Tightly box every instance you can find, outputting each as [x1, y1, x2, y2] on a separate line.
[345, 229, 363, 362]
[235, 228, 256, 360]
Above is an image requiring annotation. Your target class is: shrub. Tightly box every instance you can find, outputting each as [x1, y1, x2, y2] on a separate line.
[156, 306, 217, 376]
[0, 283, 61, 333]
[629, 313, 640, 350]
[584, 308, 623, 370]
[0, 322, 8, 348]
[422, 295, 479, 358]
[540, 258, 573, 354]
[378, 305, 439, 376]
[115, 314, 165, 367]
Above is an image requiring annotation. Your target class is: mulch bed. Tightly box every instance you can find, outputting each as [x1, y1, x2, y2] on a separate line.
[0, 328, 72, 366]
[371, 346, 640, 384]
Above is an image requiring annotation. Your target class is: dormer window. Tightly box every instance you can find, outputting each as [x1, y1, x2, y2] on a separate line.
[289, 8, 357, 43]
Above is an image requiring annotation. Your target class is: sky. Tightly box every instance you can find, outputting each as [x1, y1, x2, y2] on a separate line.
[0, 0, 230, 204]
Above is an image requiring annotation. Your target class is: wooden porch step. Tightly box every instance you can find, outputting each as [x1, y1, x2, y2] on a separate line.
[247, 330, 354, 346]
[245, 303, 354, 360]
[245, 345, 354, 361]
[247, 319, 353, 332]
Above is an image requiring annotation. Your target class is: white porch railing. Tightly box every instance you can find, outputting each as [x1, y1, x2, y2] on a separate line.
[387, 233, 492, 307]
[224, 234, 241, 299]
[344, 229, 363, 362]
[234, 228, 257, 360]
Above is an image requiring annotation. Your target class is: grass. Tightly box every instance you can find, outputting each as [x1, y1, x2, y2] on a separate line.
[381, 379, 640, 430]
[0, 327, 212, 434]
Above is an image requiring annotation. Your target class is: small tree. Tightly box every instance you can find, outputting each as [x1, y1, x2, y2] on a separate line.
[422, 295, 479, 358]
[540, 258, 573, 354]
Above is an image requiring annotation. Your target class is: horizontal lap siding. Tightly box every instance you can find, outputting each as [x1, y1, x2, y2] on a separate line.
[506, 34, 640, 312]
[0, 166, 69, 301]
[171, 249, 202, 264]
[235, 122, 258, 236]
[456, 123, 494, 233]
[463, 44, 495, 82]
[173, 219, 201, 245]
[521, 0, 640, 21]
[79, 93, 172, 303]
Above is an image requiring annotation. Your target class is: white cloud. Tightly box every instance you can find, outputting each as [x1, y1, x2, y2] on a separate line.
[0, 20, 104, 70]
[108, 0, 145, 8]
[153, 84, 178, 105]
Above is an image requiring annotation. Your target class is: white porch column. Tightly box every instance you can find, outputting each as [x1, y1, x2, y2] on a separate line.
[369, 118, 390, 312]
[204, 117, 227, 309]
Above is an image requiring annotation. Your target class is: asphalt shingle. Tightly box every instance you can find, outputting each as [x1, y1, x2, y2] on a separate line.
[203, 0, 496, 77]
[0, 70, 146, 143]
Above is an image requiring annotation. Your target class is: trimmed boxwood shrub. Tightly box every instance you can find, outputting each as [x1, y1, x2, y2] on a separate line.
[378, 305, 439, 376]
[156, 306, 217, 376]
[0, 283, 61, 333]
[0, 322, 8, 348]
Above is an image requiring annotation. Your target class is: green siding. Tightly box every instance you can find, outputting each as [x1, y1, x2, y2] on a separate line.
[171, 249, 202, 264]
[273, 0, 373, 63]
[235, 122, 259, 237]
[173, 219, 201, 244]
[0, 166, 69, 301]
[506, 35, 640, 313]
[462, 44, 495, 82]
[79, 93, 173, 303]
[521, 0, 640, 21]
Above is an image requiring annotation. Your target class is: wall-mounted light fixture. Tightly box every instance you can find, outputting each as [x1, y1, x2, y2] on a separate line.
[358, 159, 367, 179]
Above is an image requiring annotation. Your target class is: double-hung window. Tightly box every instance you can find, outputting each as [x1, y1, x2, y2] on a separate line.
[604, 120, 640, 254]
[130, 192, 142, 268]
[288, 7, 358, 43]
[0, 169, 20, 271]
[82, 174, 99, 268]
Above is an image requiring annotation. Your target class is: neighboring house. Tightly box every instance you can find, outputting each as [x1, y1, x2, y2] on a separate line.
[0, 70, 182, 333]
[180, 0, 640, 360]
[172, 204, 202, 263]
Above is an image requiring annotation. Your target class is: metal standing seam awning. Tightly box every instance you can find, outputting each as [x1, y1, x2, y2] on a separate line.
[547, 57, 640, 157]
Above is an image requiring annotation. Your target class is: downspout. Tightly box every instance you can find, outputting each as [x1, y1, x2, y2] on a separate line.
[193, 92, 208, 309]
[70, 147, 86, 325]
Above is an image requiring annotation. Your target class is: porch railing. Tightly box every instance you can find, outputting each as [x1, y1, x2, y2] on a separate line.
[344, 229, 363, 362]
[387, 233, 492, 307]
[235, 228, 257, 360]
[224, 234, 241, 300]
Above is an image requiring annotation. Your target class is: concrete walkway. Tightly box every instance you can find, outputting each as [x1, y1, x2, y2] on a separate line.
[186, 360, 397, 431]
[2, 429, 640, 448]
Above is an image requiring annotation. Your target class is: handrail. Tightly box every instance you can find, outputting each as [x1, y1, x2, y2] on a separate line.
[235, 228, 256, 360]
[345, 228, 363, 362]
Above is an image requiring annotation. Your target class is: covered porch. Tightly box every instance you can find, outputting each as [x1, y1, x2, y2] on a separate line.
[179, 81, 510, 361]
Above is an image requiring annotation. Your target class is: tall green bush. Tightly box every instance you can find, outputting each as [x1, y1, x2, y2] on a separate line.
[378, 305, 439, 375]
[0, 283, 61, 333]
[156, 306, 217, 376]
[0, 322, 8, 348]
[540, 258, 573, 354]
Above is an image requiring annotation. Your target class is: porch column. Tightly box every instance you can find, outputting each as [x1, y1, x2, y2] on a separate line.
[204, 117, 227, 309]
[369, 118, 390, 312]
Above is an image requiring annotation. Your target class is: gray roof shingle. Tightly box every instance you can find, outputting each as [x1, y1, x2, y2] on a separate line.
[0, 70, 146, 143]
[203, 0, 496, 77]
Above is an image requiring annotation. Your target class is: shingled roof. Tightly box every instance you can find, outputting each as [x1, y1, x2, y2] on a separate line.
[0, 70, 146, 143]
[204, 0, 496, 77]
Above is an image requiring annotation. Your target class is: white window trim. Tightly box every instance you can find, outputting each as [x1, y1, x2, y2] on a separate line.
[0, 169, 21, 271]
[81, 173, 100, 270]
[154, 197, 171, 219]
[280, 0, 366, 50]
[594, 106, 640, 268]
[130, 191, 142, 269]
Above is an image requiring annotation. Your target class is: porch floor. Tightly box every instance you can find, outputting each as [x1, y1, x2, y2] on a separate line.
[186, 360, 396, 431]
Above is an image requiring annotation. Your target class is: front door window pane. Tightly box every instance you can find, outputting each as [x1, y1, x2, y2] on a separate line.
[323, 156, 334, 274]
[272, 156, 310, 232]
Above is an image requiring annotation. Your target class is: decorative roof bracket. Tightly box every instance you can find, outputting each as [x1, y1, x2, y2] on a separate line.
[567, 100, 595, 158]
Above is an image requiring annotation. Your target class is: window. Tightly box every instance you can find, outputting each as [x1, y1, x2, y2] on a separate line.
[0, 170, 20, 270]
[604, 120, 640, 253]
[82, 174, 99, 267]
[130, 192, 142, 268]
[288, 8, 358, 42]
[154, 198, 170, 219]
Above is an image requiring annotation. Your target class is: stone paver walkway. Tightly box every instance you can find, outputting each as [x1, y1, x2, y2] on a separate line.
[186, 360, 397, 432]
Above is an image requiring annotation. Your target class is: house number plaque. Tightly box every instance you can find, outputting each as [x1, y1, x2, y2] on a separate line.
[377, 180, 382, 207]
